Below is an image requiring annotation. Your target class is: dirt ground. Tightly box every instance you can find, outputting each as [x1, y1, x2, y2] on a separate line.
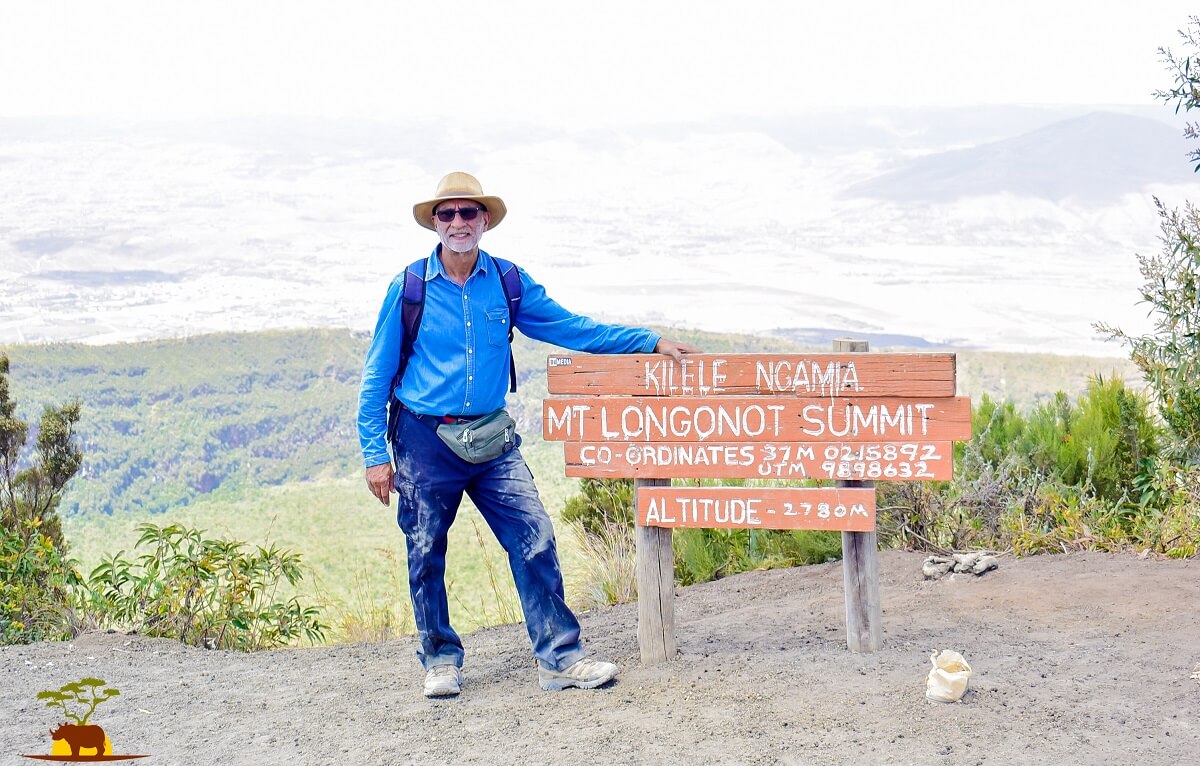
[2, 550, 1197, 766]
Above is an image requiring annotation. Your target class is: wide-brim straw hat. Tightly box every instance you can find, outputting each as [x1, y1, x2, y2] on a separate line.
[412, 171, 507, 231]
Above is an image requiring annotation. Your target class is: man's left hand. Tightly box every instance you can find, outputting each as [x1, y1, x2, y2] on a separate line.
[654, 338, 701, 363]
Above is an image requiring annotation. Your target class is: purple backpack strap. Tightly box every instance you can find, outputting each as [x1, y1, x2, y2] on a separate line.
[386, 259, 427, 443]
[491, 256, 523, 392]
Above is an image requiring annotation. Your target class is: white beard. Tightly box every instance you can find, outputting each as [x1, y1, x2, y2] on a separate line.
[442, 234, 478, 253]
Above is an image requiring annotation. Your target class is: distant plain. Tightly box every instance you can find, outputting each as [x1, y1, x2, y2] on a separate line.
[3, 107, 1198, 355]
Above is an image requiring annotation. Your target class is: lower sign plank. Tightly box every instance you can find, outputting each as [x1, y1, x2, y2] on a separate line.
[638, 487, 876, 531]
[567, 441, 953, 481]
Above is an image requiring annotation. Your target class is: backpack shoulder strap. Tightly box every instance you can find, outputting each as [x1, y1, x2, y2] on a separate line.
[491, 256, 523, 393]
[386, 259, 428, 443]
[399, 259, 427, 362]
[492, 256, 523, 332]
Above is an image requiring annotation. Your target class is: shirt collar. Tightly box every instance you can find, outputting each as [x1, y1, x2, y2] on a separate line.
[426, 245, 491, 282]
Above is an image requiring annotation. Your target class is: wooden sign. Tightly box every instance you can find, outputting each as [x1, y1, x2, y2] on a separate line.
[637, 486, 876, 531]
[544, 396, 972, 443]
[565, 440, 954, 480]
[544, 343, 969, 662]
[547, 353, 956, 398]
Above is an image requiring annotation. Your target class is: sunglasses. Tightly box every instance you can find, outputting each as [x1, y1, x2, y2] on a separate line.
[434, 206, 485, 223]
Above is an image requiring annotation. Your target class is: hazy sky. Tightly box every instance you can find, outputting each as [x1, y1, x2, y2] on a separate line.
[2, 1, 1197, 127]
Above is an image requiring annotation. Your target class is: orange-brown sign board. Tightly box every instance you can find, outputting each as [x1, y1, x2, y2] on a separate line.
[547, 353, 956, 398]
[543, 396, 972, 443]
[637, 486, 876, 531]
[565, 440, 954, 480]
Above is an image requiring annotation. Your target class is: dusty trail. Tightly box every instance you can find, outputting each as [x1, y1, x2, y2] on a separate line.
[2, 550, 1197, 765]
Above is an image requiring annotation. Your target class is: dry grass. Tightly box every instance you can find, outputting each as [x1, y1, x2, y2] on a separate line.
[450, 516, 522, 627]
[567, 522, 638, 612]
[320, 548, 414, 644]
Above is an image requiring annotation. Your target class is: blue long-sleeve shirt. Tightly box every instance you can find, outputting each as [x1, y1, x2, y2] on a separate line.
[357, 248, 661, 467]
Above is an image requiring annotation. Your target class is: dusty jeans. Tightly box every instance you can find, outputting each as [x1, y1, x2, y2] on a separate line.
[391, 406, 586, 672]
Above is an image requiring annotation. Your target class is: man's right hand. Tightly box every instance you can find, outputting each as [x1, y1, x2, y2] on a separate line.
[365, 462, 394, 506]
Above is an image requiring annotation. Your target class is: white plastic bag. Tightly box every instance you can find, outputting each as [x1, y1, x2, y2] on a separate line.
[926, 649, 972, 703]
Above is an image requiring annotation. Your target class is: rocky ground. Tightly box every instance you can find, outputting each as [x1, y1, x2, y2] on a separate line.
[2, 550, 1197, 765]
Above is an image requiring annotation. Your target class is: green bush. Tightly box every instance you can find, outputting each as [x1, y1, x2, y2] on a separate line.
[0, 520, 80, 643]
[879, 376, 1185, 557]
[82, 522, 326, 651]
[962, 377, 1160, 508]
[1018, 376, 1160, 506]
[1126, 458, 1200, 558]
[673, 527, 841, 586]
[968, 395, 1028, 467]
[561, 478, 634, 538]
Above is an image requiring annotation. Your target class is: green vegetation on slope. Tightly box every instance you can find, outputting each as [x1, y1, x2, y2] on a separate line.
[4, 327, 1136, 521]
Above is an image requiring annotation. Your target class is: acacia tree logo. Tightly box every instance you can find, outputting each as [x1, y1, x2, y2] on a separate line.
[21, 677, 147, 761]
[39, 678, 120, 727]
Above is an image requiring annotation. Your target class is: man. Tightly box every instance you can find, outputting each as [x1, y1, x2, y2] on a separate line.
[358, 171, 698, 698]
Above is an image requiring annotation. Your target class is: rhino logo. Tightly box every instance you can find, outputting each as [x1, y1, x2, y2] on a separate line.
[48, 723, 108, 757]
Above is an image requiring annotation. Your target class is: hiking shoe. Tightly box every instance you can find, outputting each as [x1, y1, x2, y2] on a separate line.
[538, 658, 619, 691]
[423, 664, 463, 698]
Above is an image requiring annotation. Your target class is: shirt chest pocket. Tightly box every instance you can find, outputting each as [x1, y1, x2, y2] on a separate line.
[484, 308, 510, 347]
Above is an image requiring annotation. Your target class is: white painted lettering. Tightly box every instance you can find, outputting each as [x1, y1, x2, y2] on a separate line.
[852, 404, 878, 436]
[669, 406, 693, 438]
[644, 405, 667, 440]
[755, 361, 770, 392]
[645, 497, 662, 524]
[879, 404, 905, 436]
[915, 403, 934, 436]
[801, 404, 825, 437]
[644, 360, 664, 394]
[680, 359, 696, 395]
[743, 406, 766, 437]
[711, 359, 727, 392]
[842, 362, 859, 392]
[694, 406, 718, 440]
[814, 362, 837, 393]
[621, 406, 643, 440]
[600, 407, 619, 439]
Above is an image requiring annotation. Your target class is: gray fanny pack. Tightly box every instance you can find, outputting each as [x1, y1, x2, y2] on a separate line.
[436, 409, 518, 463]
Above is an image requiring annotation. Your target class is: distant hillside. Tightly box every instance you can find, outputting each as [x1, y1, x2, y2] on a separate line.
[3, 328, 1137, 518]
[5, 331, 367, 516]
[848, 111, 1195, 202]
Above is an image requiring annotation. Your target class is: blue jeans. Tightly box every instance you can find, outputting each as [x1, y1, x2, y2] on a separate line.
[391, 407, 586, 672]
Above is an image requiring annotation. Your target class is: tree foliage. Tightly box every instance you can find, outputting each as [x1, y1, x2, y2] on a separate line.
[37, 678, 120, 725]
[0, 353, 82, 644]
[1155, 17, 1200, 172]
[1097, 16, 1200, 463]
[0, 353, 82, 547]
[1097, 199, 1200, 461]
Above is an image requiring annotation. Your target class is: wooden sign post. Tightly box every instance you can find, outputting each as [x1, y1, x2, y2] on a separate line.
[833, 338, 880, 653]
[543, 343, 969, 662]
